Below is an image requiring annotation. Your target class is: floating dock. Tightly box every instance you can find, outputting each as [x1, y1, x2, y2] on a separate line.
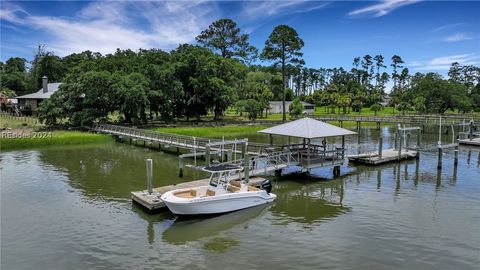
[132, 177, 266, 211]
[459, 138, 480, 146]
[348, 148, 418, 165]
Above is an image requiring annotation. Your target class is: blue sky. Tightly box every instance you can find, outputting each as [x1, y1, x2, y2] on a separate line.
[1, 1, 479, 76]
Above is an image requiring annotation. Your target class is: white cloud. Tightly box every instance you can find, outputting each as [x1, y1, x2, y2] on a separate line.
[242, 1, 330, 18]
[1, 1, 219, 56]
[443, 33, 474, 42]
[0, 2, 28, 24]
[348, 0, 421, 18]
[433, 23, 464, 32]
[411, 53, 479, 71]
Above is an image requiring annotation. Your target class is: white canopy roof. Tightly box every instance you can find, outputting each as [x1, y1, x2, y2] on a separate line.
[258, 117, 357, 139]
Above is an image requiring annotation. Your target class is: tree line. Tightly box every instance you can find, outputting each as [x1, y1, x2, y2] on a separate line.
[1, 18, 479, 126]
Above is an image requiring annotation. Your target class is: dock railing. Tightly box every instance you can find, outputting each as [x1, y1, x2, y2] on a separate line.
[92, 123, 273, 155]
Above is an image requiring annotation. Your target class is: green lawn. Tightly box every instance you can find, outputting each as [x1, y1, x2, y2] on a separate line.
[1, 131, 113, 151]
[0, 114, 43, 129]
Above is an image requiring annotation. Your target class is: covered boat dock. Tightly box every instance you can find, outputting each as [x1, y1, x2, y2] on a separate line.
[258, 117, 357, 175]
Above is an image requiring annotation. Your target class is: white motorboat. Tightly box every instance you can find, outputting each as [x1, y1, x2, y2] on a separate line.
[160, 164, 277, 215]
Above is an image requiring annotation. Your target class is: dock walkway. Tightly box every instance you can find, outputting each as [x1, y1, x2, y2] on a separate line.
[92, 123, 273, 155]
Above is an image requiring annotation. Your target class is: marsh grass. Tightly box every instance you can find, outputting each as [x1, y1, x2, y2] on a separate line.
[0, 131, 112, 151]
[153, 125, 268, 138]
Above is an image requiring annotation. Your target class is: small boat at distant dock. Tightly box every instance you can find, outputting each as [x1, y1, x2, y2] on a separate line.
[161, 164, 276, 215]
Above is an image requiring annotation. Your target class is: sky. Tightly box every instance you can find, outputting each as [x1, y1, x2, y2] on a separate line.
[1, 0, 479, 77]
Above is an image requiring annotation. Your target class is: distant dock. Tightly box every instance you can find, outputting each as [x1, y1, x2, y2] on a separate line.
[459, 138, 480, 146]
[132, 177, 266, 211]
[349, 148, 418, 165]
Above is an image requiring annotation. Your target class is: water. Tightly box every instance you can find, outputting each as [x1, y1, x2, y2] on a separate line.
[1, 128, 480, 270]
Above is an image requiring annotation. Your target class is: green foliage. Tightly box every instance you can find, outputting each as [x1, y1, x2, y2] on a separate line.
[261, 24, 304, 121]
[289, 98, 303, 118]
[405, 73, 470, 113]
[196, 18, 257, 63]
[0, 57, 27, 95]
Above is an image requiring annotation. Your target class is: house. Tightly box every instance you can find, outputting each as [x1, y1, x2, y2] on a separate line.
[0, 93, 18, 114]
[15, 76, 62, 116]
[268, 101, 315, 115]
[380, 93, 390, 107]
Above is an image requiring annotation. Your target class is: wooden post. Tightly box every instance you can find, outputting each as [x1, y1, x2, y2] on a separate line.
[206, 145, 211, 166]
[397, 129, 402, 161]
[269, 134, 273, 146]
[394, 133, 397, 149]
[307, 138, 311, 168]
[244, 153, 250, 182]
[378, 137, 383, 159]
[341, 135, 345, 159]
[146, 159, 153, 194]
[240, 142, 246, 159]
[417, 129, 421, 150]
[376, 122, 380, 130]
[469, 120, 474, 140]
[437, 146, 443, 169]
[288, 136, 291, 151]
[406, 133, 410, 152]
[178, 158, 184, 177]
[454, 143, 459, 166]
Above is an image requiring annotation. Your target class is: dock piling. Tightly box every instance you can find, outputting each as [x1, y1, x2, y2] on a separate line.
[454, 144, 459, 166]
[378, 137, 383, 159]
[146, 159, 153, 194]
[397, 127, 403, 161]
[437, 146, 443, 169]
[179, 158, 184, 177]
[244, 152, 250, 182]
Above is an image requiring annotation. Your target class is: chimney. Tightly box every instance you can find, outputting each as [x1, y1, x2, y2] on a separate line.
[42, 76, 48, 93]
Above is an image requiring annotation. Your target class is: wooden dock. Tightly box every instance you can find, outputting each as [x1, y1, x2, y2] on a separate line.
[92, 123, 274, 156]
[348, 148, 418, 165]
[132, 177, 267, 211]
[459, 138, 480, 146]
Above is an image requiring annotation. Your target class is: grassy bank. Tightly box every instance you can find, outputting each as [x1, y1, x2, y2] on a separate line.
[1, 131, 113, 151]
[153, 125, 268, 138]
[1, 114, 43, 129]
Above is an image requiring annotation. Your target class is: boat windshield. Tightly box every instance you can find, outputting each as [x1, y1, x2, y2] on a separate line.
[204, 164, 243, 188]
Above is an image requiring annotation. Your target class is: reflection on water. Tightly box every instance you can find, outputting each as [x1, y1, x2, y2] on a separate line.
[2, 128, 480, 270]
[37, 143, 205, 200]
[163, 205, 267, 245]
[203, 237, 240, 253]
[271, 177, 349, 226]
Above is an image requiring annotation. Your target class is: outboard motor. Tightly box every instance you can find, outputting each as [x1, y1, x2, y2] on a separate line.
[260, 180, 272, 194]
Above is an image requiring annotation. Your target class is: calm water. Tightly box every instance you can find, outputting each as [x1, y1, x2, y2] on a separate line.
[1, 127, 480, 270]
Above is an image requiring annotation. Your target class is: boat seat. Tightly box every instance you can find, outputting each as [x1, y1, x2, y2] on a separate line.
[206, 189, 216, 196]
[230, 181, 241, 188]
[227, 185, 240, 192]
[248, 186, 260, 191]
[174, 190, 196, 198]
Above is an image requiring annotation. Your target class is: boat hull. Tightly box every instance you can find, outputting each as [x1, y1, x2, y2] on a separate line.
[161, 191, 276, 215]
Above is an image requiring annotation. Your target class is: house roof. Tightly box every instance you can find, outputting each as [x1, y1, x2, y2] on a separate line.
[269, 101, 314, 106]
[258, 117, 357, 139]
[15, 83, 62, 99]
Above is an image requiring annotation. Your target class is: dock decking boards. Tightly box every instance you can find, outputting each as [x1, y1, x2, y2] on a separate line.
[348, 148, 418, 165]
[459, 138, 480, 146]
